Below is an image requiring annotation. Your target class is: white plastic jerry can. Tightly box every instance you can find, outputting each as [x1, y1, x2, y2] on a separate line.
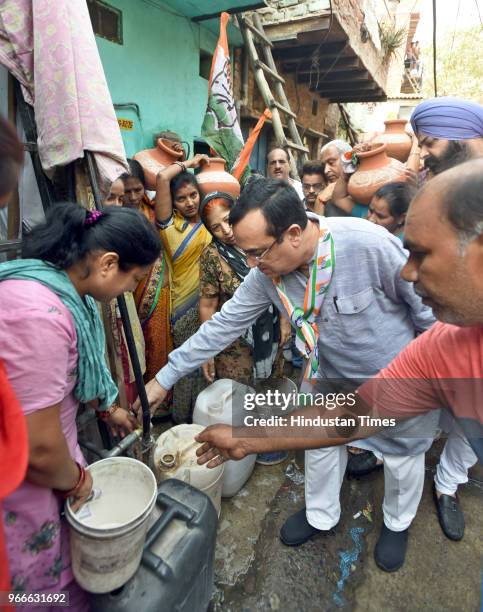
[193, 379, 257, 498]
[153, 424, 224, 516]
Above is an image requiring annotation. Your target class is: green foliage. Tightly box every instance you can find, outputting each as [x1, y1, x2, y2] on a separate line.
[378, 22, 407, 62]
[422, 25, 483, 103]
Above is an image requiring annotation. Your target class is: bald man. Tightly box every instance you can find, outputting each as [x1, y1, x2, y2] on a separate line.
[350, 97, 483, 539]
[407, 96, 483, 541]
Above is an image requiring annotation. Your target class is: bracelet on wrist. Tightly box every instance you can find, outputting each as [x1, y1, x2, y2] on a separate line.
[55, 462, 86, 499]
[173, 161, 186, 173]
[97, 403, 120, 421]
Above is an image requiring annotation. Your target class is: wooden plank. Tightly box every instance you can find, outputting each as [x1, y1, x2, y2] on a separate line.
[327, 94, 386, 103]
[269, 99, 296, 119]
[255, 59, 285, 83]
[297, 70, 370, 84]
[192, 3, 266, 22]
[240, 16, 273, 47]
[286, 140, 310, 153]
[272, 41, 348, 62]
[315, 81, 378, 92]
[262, 15, 331, 43]
[283, 56, 360, 73]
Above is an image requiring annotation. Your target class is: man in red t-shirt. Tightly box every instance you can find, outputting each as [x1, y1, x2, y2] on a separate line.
[0, 115, 29, 599]
[196, 159, 483, 570]
[406, 97, 483, 541]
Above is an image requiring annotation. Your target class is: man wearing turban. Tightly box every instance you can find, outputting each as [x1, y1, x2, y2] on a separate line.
[408, 97, 483, 542]
[411, 96, 483, 178]
[342, 97, 482, 543]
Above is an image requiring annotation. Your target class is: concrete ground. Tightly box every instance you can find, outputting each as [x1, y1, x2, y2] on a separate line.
[211, 442, 482, 612]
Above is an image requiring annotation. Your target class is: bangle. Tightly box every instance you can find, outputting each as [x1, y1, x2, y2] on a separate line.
[97, 403, 120, 421]
[56, 462, 86, 499]
[173, 161, 186, 173]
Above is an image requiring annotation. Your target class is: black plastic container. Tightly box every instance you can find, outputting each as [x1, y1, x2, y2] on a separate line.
[90, 479, 218, 612]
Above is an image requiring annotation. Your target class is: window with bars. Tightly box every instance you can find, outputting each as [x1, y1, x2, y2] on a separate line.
[87, 0, 123, 45]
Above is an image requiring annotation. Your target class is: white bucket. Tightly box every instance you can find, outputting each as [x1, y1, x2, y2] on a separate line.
[65, 457, 157, 594]
[153, 424, 224, 516]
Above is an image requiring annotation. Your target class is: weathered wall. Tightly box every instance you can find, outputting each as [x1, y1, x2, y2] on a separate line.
[94, 0, 218, 157]
[258, 0, 390, 91]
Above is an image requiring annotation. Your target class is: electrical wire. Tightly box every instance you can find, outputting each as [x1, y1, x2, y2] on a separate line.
[309, 0, 334, 89]
[475, 0, 483, 26]
[450, 0, 461, 55]
[312, 42, 348, 90]
[294, 0, 333, 114]
[432, 0, 438, 97]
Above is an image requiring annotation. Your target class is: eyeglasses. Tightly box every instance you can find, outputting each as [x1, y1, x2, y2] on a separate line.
[302, 182, 324, 192]
[245, 237, 280, 263]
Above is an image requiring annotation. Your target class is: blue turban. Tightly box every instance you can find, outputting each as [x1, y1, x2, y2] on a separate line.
[410, 97, 483, 140]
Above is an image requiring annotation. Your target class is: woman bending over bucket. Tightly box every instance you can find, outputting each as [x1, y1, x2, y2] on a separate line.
[0, 203, 160, 609]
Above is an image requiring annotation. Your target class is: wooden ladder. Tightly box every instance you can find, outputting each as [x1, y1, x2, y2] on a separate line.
[237, 11, 309, 174]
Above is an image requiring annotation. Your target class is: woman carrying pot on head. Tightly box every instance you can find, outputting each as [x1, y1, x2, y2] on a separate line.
[119, 160, 173, 390]
[154, 153, 212, 423]
[0, 203, 160, 609]
[199, 192, 290, 385]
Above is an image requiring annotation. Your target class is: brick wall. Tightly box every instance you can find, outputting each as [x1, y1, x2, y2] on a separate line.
[234, 51, 330, 160]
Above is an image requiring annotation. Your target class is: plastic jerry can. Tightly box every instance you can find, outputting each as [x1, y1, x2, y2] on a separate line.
[153, 424, 224, 516]
[90, 479, 218, 612]
[193, 379, 256, 498]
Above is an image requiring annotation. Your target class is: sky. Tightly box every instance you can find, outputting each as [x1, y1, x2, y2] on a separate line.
[416, 0, 483, 43]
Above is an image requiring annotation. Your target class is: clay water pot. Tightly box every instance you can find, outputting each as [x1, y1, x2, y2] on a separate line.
[378, 119, 412, 163]
[196, 157, 240, 199]
[348, 143, 406, 205]
[133, 138, 184, 190]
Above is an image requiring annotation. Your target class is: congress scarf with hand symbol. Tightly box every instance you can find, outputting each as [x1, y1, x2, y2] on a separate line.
[274, 220, 335, 380]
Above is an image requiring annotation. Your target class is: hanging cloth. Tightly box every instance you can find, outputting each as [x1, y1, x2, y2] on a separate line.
[274, 220, 335, 380]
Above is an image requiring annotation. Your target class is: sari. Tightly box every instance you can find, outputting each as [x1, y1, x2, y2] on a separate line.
[159, 210, 211, 323]
[159, 210, 212, 422]
[134, 254, 173, 381]
[134, 195, 173, 383]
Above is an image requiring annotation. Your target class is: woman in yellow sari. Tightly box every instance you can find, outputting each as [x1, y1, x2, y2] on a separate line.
[121, 161, 173, 385]
[155, 154, 212, 422]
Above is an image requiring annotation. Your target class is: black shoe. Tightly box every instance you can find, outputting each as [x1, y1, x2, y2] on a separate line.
[280, 508, 325, 546]
[432, 483, 465, 541]
[374, 524, 408, 572]
[346, 450, 383, 477]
